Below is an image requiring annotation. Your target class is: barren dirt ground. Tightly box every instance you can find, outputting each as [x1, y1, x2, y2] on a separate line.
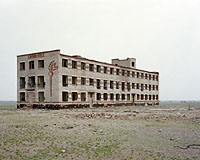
[0, 103, 200, 160]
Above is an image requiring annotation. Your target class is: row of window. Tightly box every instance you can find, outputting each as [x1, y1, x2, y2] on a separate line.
[20, 76, 45, 89]
[62, 75, 159, 91]
[20, 60, 44, 70]
[62, 59, 158, 80]
[20, 92, 45, 102]
[62, 92, 159, 102]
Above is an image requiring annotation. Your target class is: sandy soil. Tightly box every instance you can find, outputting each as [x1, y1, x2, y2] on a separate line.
[0, 104, 200, 160]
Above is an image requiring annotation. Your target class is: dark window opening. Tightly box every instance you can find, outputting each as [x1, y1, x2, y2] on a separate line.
[62, 75, 68, 87]
[89, 64, 94, 71]
[110, 94, 114, 100]
[110, 81, 114, 89]
[20, 92, 25, 102]
[81, 77, 86, 85]
[141, 94, 144, 100]
[20, 77, 26, 89]
[127, 83, 130, 91]
[89, 78, 94, 86]
[116, 69, 120, 75]
[141, 73, 144, 79]
[72, 61, 77, 69]
[62, 59, 68, 68]
[38, 76, 45, 88]
[149, 85, 151, 91]
[132, 72, 135, 77]
[97, 65, 101, 72]
[122, 94, 125, 100]
[20, 62, 25, 70]
[137, 72, 140, 78]
[104, 80, 107, 90]
[72, 92, 78, 101]
[149, 74, 152, 80]
[137, 94, 140, 100]
[97, 79, 101, 89]
[38, 60, 44, 68]
[122, 82, 125, 91]
[122, 70, 125, 76]
[104, 93, 108, 100]
[38, 92, 45, 102]
[104, 67, 107, 74]
[132, 83, 135, 89]
[81, 93, 86, 101]
[132, 62, 135, 67]
[110, 68, 114, 74]
[62, 92, 68, 102]
[81, 62, 86, 70]
[145, 95, 148, 100]
[141, 84, 144, 91]
[29, 61, 34, 69]
[145, 74, 148, 79]
[28, 76, 35, 88]
[127, 71, 130, 77]
[72, 77, 77, 85]
[116, 81, 119, 89]
[127, 94, 130, 100]
[116, 94, 120, 101]
[136, 83, 139, 89]
[97, 93, 101, 100]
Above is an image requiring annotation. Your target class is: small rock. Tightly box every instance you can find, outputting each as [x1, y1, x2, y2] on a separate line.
[61, 150, 66, 153]
[170, 138, 175, 141]
[44, 125, 48, 127]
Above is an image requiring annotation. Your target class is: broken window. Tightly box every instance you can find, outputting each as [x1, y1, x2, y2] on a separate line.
[153, 95, 155, 100]
[153, 75, 155, 81]
[81, 93, 86, 101]
[145, 84, 148, 90]
[104, 93, 108, 100]
[72, 77, 77, 85]
[116, 94, 120, 101]
[156, 95, 159, 100]
[20, 62, 25, 70]
[110, 68, 114, 74]
[97, 65, 101, 72]
[110, 93, 114, 100]
[153, 85, 155, 90]
[149, 74, 152, 80]
[89, 64, 94, 71]
[122, 94, 125, 100]
[97, 93, 101, 100]
[110, 81, 114, 89]
[149, 85, 151, 91]
[104, 67, 107, 74]
[38, 76, 45, 88]
[116, 69, 120, 75]
[149, 95, 152, 100]
[145, 95, 148, 100]
[127, 71, 130, 77]
[81, 62, 86, 70]
[62, 75, 68, 87]
[116, 81, 119, 89]
[29, 61, 34, 69]
[38, 92, 45, 102]
[127, 83, 130, 91]
[20, 92, 25, 102]
[97, 79, 101, 89]
[28, 76, 35, 88]
[132, 62, 135, 67]
[132, 83, 135, 89]
[137, 72, 140, 78]
[72, 61, 77, 69]
[122, 82, 125, 91]
[156, 85, 159, 90]
[141, 84, 144, 91]
[156, 75, 159, 81]
[141, 94, 144, 100]
[62, 92, 68, 102]
[104, 80, 107, 90]
[72, 92, 78, 101]
[62, 59, 68, 68]
[20, 77, 26, 89]
[141, 73, 144, 79]
[127, 94, 130, 100]
[81, 77, 86, 85]
[132, 72, 135, 77]
[145, 74, 148, 79]
[89, 78, 94, 86]
[38, 60, 44, 68]
[122, 70, 125, 76]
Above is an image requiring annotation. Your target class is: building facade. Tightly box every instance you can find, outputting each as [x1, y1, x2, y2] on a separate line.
[17, 49, 159, 109]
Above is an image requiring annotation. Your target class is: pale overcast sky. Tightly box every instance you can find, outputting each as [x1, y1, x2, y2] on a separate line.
[0, 0, 200, 101]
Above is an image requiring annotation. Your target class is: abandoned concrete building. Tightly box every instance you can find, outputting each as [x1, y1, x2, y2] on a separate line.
[17, 49, 159, 108]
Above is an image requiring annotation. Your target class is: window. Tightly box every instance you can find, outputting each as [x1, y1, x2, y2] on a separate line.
[62, 59, 68, 67]
[141, 94, 144, 100]
[149, 85, 151, 91]
[122, 82, 125, 91]
[104, 67, 107, 74]
[110, 81, 114, 89]
[141, 84, 144, 91]
[29, 61, 34, 69]
[137, 94, 140, 100]
[149, 74, 152, 80]
[145, 95, 148, 100]
[122, 94, 125, 100]
[116, 94, 120, 101]
[145, 74, 148, 79]
[97, 65, 101, 72]
[38, 92, 45, 102]
[38, 60, 44, 68]
[156, 75, 159, 81]
[149, 95, 152, 100]
[141, 73, 144, 79]
[104, 80, 107, 90]
[20, 92, 25, 102]
[127, 71, 130, 77]
[132, 62, 135, 67]
[110, 94, 114, 100]
[132, 72, 135, 77]
[116, 69, 120, 75]
[153, 95, 155, 100]
[127, 94, 130, 101]
[110, 68, 114, 74]
[122, 70, 125, 76]
[153, 85, 155, 90]
[62, 75, 68, 87]
[132, 83, 135, 89]
[145, 84, 148, 90]
[72, 61, 77, 69]
[72, 92, 78, 101]
[156, 85, 159, 90]
[28, 76, 35, 88]
[72, 77, 77, 85]
[20, 77, 25, 89]
[89, 78, 94, 86]
[81, 77, 86, 85]
[136, 83, 139, 89]
[20, 62, 25, 70]
[116, 81, 119, 89]
[97, 79, 101, 89]
[156, 95, 159, 100]
[81, 62, 86, 70]
[89, 64, 94, 71]
[81, 93, 86, 101]
[62, 92, 68, 102]
[38, 76, 45, 88]
[104, 93, 108, 100]
[153, 75, 155, 81]
[97, 93, 101, 100]
[137, 72, 140, 78]
[127, 83, 130, 91]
